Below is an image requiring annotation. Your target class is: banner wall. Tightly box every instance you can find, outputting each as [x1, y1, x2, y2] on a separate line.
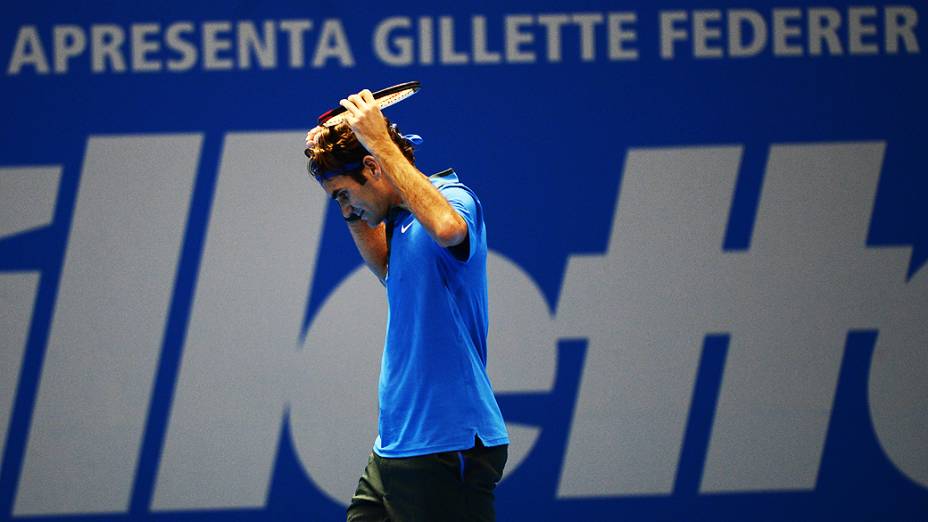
[1, 1, 926, 520]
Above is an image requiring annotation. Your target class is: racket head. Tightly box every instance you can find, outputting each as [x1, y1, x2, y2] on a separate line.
[317, 81, 421, 127]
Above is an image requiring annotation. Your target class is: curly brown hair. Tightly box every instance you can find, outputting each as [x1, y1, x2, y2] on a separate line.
[305, 118, 416, 184]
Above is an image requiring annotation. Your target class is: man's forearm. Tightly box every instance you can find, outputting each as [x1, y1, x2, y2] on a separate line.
[347, 220, 388, 282]
[372, 140, 467, 248]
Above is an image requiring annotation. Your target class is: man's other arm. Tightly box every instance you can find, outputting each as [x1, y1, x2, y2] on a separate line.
[346, 219, 388, 282]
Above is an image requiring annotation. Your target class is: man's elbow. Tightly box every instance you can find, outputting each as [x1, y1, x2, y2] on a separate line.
[368, 262, 387, 284]
[434, 216, 468, 248]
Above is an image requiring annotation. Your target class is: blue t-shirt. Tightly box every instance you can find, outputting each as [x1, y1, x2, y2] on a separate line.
[373, 169, 509, 458]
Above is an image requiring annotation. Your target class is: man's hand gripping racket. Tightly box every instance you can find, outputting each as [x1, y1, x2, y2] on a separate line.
[305, 81, 421, 151]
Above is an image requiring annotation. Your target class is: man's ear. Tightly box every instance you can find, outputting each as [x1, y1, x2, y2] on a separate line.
[363, 155, 380, 179]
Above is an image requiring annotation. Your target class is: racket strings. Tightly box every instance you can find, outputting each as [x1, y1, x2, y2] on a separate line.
[318, 82, 420, 127]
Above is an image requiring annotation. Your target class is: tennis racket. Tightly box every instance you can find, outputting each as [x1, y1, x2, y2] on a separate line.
[316, 81, 421, 127]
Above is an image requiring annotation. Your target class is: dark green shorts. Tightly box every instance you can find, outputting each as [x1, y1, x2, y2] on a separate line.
[346, 438, 508, 522]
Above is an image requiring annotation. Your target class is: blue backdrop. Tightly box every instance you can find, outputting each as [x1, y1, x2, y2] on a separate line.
[1, 0, 926, 520]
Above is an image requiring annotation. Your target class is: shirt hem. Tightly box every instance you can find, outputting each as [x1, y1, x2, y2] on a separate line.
[373, 435, 510, 458]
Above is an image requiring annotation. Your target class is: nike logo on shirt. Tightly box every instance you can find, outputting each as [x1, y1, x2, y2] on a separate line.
[401, 221, 413, 233]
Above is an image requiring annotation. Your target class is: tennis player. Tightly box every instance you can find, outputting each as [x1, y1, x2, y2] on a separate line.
[305, 88, 510, 521]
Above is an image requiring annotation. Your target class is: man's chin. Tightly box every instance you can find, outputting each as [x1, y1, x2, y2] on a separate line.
[363, 212, 382, 227]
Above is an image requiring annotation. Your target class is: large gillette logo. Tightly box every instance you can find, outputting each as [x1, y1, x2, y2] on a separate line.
[0, 135, 925, 516]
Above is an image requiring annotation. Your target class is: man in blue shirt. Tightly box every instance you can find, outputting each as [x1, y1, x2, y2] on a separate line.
[305, 88, 509, 521]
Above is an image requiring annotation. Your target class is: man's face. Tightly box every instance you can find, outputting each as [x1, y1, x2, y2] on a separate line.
[322, 166, 391, 226]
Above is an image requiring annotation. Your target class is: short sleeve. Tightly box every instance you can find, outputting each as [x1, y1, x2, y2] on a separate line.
[440, 184, 483, 263]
